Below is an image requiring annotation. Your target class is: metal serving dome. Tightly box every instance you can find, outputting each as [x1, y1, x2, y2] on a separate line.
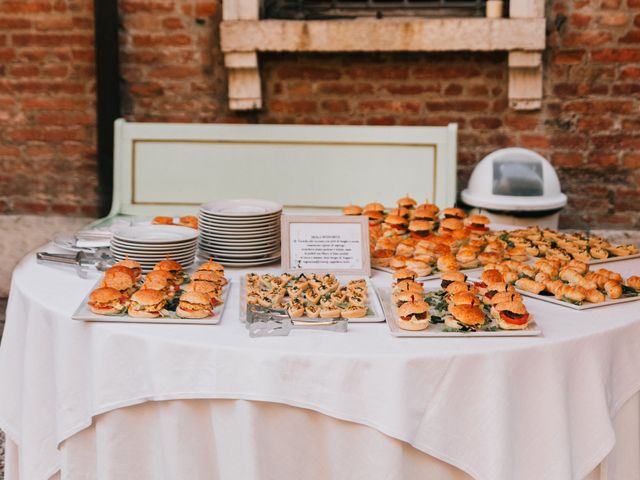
[461, 148, 567, 212]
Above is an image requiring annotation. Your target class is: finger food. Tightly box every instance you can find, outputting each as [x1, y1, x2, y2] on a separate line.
[437, 254, 459, 272]
[626, 276, 640, 292]
[128, 289, 166, 318]
[364, 210, 385, 226]
[405, 259, 432, 277]
[191, 270, 228, 286]
[152, 216, 174, 225]
[198, 260, 225, 275]
[397, 196, 417, 210]
[393, 268, 417, 282]
[364, 202, 385, 213]
[88, 287, 128, 315]
[154, 259, 186, 284]
[492, 301, 530, 330]
[445, 304, 484, 330]
[372, 249, 394, 267]
[176, 292, 213, 319]
[342, 204, 363, 216]
[397, 300, 430, 331]
[442, 207, 466, 219]
[114, 259, 142, 281]
[384, 214, 408, 235]
[342, 305, 367, 318]
[102, 266, 137, 296]
[515, 278, 545, 295]
[179, 216, 198, 229]
[408, 220, 435, 239]
[465, 214, 490, 233]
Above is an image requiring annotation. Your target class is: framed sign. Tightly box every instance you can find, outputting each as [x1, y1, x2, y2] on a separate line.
[281, 215, 371, 276]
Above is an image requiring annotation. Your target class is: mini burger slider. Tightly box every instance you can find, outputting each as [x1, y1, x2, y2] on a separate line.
[442, 207, 466, 220]
[445, 304, 485, 331]
[397, 196, 417, 210]
[176, 292, 213, 319]
[397, 300, 430, 331]
[342, 204, 363, 216]
[154, 259, 186, 284]
[408, 219, 435, 239]
[491, 301, 530, 330]
[440, 271, 468, 289]
[465, 214, 490, 233]
[364, 210, 385, 226]
[88, 287, 128, 315]
[128, 289, 167, 318]
[384, 214, 408, 235]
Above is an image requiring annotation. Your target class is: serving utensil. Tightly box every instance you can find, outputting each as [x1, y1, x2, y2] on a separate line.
[36, 251, 115, 278]
[246, 305, 348, 337]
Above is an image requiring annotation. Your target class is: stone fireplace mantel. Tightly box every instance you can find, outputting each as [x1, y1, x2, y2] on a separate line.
[220, 0, 545, 111]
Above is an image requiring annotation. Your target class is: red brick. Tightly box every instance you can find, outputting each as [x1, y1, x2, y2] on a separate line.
[570, 13, 592, 27]
[162, 17, 183, 29]
[602, 0, 621, 7]
[413, 66, 480, 79]
[612, 83, 640, 94]
[623, 154, 640, 168]
[7, 128, 86, 142]
[504, 115, 539, 130]
[577, 118, 614, 130]
[631, 0, 640, 7]
[563, 32, 612, 47]
[381, 84, 439, 95]
[35, 17, 73, 30]
[0, 146, 20, 157]
[0, 17, 31, 28]
[195, 2, 217, 16]
[25, 145, 55, 158]
[366, 116, 396, 126]
[620, 66, 640, 80]
[269, 100, 317, 114]
[592, 48, 640, 62]
[0, 48, 15, 61]
[51, 204, 80, 215]
[520, 135, 551, 149]
[347, 66, 408, 80]
[425, 100, 489, 112]
[12, 33, 93, 47]
[553, 50, 585, 64]
[321, 100, 349, 113]
[588, 152, 618, 166]
[358, 101, 420, 114]
[444, 84, 463, 96]
[120, 1, 175, 13]
[149, 66, 200, 78]
[277, 66, 341, 81]
[132, 34, 191, 47]
[620, 31, 640, 43]
[635, 13, 640, 27]
[21, 98, 89, 110]
[0, 2, 52, 13]
[36, 113, 94, 126]
[599, 13, 629, 26]
[129, 82, 164, 96]
[563, 100, 633, 113]
[470, 117, 502, 129]
[9, 65, 39, 77]
[553, 153, 584, 167]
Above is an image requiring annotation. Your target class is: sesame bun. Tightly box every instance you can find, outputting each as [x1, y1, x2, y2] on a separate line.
[385, 214, 407, 226]
[397, 316, 429, 331]
[440, 218, 465, 232]
[184, 280, 220, 296]
[442, 207, 466, 219]
[467, 214, 490, 225]
[493, 301, 529, 330]
[364, 202, 385, 212]
[342, 204, 363, 215]
[494, 301, 527, 315]
[89, 287, 121, 304]
[103, 266, 136, 292]
[456, 248, 478, 264]
[405, 259, 432, 277]
[154, 259, 183, 272]
[449, 291, 479, 307]
[408, 220, 435, 232]
[198, 260, 225, 275]
[449, 304, 485, 326]
[481, 269, 505, 284]
[397, 196, 417, 208]
[393, 268, 417, 280]
[393, 290, 420, 306]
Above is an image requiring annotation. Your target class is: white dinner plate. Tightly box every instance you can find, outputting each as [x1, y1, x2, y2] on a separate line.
[199, 229, 280, 240]
[196, 241, 280, 252]
[199, 223, 281, 234]
[110, 240, 197, 251]
[198, 215, 281, 226]
[110, 242, 197, 253]
[198, 247, 281, 259]
[198, 238, 280, 248]
[197, 256, 280, 267]
[114, 225, 198, 244]
[200, 199, 282, 217]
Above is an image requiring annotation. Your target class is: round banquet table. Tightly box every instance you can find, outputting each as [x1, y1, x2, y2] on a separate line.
[1, 246, 640, 480]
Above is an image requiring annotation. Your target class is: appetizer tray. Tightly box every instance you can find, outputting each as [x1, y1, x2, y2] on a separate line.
[587, 253, 640, 265]
[372, 265, 483, 282]
[72, 279, 231, 325]
[240, 274, 386, 323]
[509, 287, 639, 311]
[379, 288, 541, 337]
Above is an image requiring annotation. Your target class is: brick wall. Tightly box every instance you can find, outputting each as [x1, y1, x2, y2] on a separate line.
[1, 0, 640, 229]
[0, 0, 99, 217]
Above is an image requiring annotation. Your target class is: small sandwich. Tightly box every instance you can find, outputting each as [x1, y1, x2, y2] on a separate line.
[179, 215, 198, 229]
[390, 255, 408, 269]
[507, 247, 528, 262]
[515, 278, 545, 295]
[364, 202, 385, 213]
[176, 291, 213, 319]
[439, 218, 465, 235]
[449, 291, 480, 307]
[393, 279, 424, 295]
[114, 259, 142, 281]
[372, 249, 394, 267]
[102, 266, 137, 297]
[395, 242, 415, 257]
[191, 269, 228, 286]
[477, 251, 501, 266]
[154, 259, 186, 284]
[483, 282, 512, 304]
[408, 220, 435, 239]
[384, 214, 409, 235]
[152, 216, 174, 225]
[183, 281, 224, 306]
[342, 305, 367, 318]
[491, 301, 530, 330]
[626, 276, 640, 292]
[198, 260, 225, 276]
[288, 301, 305, 318]
[474, 269, 505, 294]
[406, 259, 432, 277]
[128, 289, 167, 318]
[414, 204, 440, 221]
[143, 270, 177, 298]
[444, 304, 485, 331]
[397, 300, 430, 331]
[442, 207, 466, 220]
[364, 210, 385, 226]
[437, 254, 459, 273]
[88, 287, 128, 315]
[393, 290, 420, 307]
[465, 214, 490, 233]
[440, 271, 467, 289]
[397, 196, 417, 210]
[388, 207, 410, 220]
[455, 247, 479, 269]
[342, 204, 363, 216]
[394, 268, 417, 283]
[445, 281, 477, 296]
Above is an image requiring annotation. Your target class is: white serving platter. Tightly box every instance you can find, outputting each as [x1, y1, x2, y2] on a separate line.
[239, 274, 386, 323]
[200, 199, 282, 216]
[587, 253, 640, 265]
[114, 225, 198, 244]
[514, 288, 640, 310]
[72, 279, 231, 325]
[198, 216, 281, 228]
[110, 239, 197, 250]
[378, 288, 541, 337]
[197, 253, 280, 267]
[199, 224, 281, 235]
[372, 265, 484, 282]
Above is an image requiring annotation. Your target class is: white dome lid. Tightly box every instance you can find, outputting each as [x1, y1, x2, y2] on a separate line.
[461, 148, 567, 212]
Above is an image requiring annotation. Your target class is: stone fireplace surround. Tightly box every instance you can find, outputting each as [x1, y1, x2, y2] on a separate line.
[221, 0, 545, 111]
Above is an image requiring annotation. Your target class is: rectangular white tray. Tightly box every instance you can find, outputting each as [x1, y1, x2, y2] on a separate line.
[379, 287, 541, 337]
[72, 279, 231, 325]
[515, 288, 640, 310]
[587, 253, 640, 265]
[372, 265, 483, 281]
[240, 274, 386, 323]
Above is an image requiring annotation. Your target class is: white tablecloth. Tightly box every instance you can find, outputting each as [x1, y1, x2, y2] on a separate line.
[2, 247, 640, 480]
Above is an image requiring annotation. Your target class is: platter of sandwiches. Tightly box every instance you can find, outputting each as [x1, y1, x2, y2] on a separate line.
[241, 273, 385, 323]
[72, 258, 231, 324]
[379, 269, 540, 337]
[472, 258, 640, 310]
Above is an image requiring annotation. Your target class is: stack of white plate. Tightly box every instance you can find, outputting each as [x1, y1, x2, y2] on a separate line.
[110, 225, 199, 271]
[198, 199, 282, 267]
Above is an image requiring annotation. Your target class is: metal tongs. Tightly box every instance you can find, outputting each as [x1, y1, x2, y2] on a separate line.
[36, 250, 115, 278]
[246, 305, 348, 337]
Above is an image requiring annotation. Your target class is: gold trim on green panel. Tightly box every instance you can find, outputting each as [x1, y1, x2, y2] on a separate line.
[130, 139, 440, 206]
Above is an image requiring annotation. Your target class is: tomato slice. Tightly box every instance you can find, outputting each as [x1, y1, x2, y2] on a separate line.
[468, 224, 489, 232]
[499, 311, 529, 325]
